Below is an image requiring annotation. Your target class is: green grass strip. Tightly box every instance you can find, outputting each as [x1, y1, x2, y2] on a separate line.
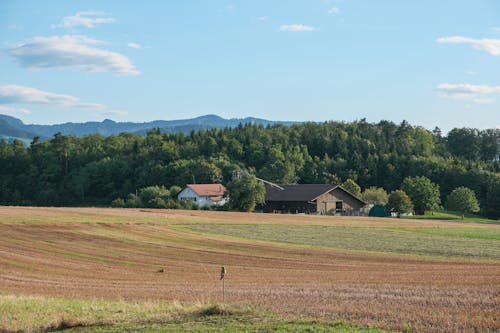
[185, 224, 500, 260]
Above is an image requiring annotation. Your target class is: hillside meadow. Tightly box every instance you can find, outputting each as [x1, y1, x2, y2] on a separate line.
[0, 207, 498, 332]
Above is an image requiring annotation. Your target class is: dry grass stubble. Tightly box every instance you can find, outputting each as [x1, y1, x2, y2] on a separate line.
[0, 207, 498, 332]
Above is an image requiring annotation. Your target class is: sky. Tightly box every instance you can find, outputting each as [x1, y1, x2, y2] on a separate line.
[0, 0, 499, 132]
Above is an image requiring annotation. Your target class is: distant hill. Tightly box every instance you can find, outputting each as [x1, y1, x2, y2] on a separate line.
[0, 114, 297, 141]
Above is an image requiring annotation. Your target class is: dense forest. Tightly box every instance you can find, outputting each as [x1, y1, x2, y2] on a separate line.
[0, 120, 498, 218]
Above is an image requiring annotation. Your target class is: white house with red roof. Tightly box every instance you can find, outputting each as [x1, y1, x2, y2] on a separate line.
[177, 184, 227, 207]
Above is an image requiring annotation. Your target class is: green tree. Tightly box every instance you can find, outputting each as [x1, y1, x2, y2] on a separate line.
[169, 185, 182, 197]
[445, 186, 480, 218]
[323, 172, 341, 185]
[446, 128, 480, 160]
[479, 129, 499, 162]
[401, 176, 441, 215]
[361, 187, 388, 205]
[0, 121, 498, 219]
[227, 174, 265, 212]
[139, 186, 170, 208]
[386, 190, 413, 218]
[259, 145, 297, 184]
[342, 178, 362, 197]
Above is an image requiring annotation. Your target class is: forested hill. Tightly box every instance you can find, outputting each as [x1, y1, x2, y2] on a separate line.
[0, 114, 296, 140]
[0, 120, 499, 218]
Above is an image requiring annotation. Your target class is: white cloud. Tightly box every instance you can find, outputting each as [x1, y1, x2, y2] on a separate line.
[279, 24, 316, 32]
[437, 83, 500, 104]
[491, 27, 500, 33]
[437, 36, 500, 56]
[258, 16, 268, 21]
[7, 35, 140, 75]
[127, 42, 142, 49]
[0, 84, 105, 109]
[473, 97, 495, 104]
[328, 7, 340, 15]
[437, 83, 500, 95]
[0, 105, 31, 117]
[54, 11, 115, 28]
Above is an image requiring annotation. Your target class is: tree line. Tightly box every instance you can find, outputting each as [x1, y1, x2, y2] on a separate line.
[0, 120, 498, 218]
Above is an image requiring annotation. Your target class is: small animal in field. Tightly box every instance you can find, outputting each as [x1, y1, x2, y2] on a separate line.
[157, 268, 165, 273]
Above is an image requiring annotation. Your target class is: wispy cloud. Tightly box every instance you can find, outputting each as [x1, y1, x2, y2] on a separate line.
[473, 97, 495, 104]
[491, 27, 500, 33]
[437, 36, 500, 56]
[437, 83, 500, 104]
[127, 42, 142, 49]
[0, 105, 31, 117]
[7, 35, 140, 75]
[101, 109, 128, 117]
[54, 11, 115, 28]
[279, 24, 316, 32]
[258, 16, 268, 21]
[0, 84, 105, 109]
[328, 7, 340, 15]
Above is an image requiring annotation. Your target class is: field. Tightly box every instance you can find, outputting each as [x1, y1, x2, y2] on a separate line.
[407, 210, 498, 224]
[0, 207, 499, 332]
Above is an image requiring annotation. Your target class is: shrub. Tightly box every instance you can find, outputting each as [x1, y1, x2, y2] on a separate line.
[111, 198, 125, 208]
[125, 193, 141, 208]
[139, 186, 170, 208]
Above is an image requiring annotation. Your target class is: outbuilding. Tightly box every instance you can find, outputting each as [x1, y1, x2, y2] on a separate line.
[263, 184, 367, 215]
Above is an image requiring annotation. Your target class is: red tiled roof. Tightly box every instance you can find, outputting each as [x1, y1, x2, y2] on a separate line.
[187, 184, 226, 197]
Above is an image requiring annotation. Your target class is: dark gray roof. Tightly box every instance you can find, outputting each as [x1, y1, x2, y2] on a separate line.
[265, 184, 335, 202]
[265, 184, 367, 206]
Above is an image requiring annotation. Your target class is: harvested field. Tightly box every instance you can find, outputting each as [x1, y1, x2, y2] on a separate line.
[0, 207, 499, 332]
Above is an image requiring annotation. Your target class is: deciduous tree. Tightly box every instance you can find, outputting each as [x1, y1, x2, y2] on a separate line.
[386, 190, 413, 217]
[361, 187, 388, 205]
[401, 176, 441, 215]
[445, 186, 480, 218]
[342, 179, 362, 197]
[227, 174, 265, 212]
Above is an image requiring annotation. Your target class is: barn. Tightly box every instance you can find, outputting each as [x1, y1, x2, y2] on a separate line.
[262, 183, 367, 215]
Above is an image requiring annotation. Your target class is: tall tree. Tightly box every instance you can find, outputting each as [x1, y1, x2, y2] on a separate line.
[0, 121, 498, 218]
[342, 179, 362, 197]
[446, 128, 480, 160]
[401, 176, 441, 215]
[361, 187, 389, 205]
[479, 129, 499, 162]
[445, 187, 480, 218]
[226, 174, 265, 212]
[386, 190, 413, 217]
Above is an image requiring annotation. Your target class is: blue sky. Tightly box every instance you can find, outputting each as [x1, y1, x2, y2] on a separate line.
[1, 0, 499, 131]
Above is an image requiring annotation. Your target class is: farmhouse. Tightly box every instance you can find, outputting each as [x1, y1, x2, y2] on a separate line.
[263, 183, 367, 215]
[177, 184, 227, 207]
